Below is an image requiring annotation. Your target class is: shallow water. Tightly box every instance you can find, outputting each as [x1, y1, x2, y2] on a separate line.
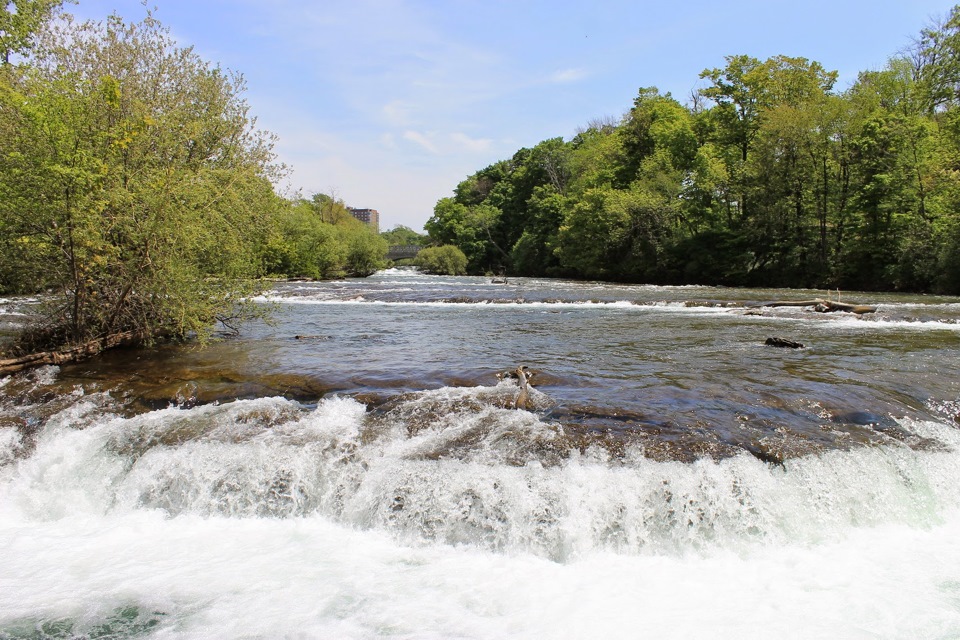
[2, 270, 960, 638]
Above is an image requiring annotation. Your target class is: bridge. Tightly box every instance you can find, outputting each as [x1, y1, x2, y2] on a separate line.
[386, 245, 422, 261]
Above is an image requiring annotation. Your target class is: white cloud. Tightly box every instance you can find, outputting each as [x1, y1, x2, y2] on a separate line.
[549, 67, 588, 83]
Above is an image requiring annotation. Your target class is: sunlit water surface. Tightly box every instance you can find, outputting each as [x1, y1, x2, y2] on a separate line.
[2, 269, 960, 639]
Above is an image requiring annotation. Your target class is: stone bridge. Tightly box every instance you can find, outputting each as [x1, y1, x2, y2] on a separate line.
[387, 245, 422, 261]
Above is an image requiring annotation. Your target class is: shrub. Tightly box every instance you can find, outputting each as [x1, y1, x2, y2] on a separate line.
[414, 245, 468, 275]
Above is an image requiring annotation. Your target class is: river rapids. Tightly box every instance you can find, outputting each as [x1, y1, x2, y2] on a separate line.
[1, 269, 960, 638]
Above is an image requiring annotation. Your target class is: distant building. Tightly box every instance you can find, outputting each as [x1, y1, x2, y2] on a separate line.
[347, 207, 380, 233]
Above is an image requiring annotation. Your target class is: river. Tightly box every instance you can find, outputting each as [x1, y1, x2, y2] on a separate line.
[2, 269, 960, 638]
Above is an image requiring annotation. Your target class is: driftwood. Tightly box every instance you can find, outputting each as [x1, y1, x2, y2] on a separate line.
[497, 365, 536, 410]
[0, 330, 147, 376]
[514, 365, 532, 410]
[759, 299, 877, 314]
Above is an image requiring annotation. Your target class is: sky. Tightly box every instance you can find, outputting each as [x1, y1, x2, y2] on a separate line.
[66, 0, 957, 232]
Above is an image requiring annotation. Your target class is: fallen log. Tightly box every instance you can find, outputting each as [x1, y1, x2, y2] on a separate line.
[815, 300, 877, 314]
[0, 330, 148, 376]
[758, 299, 876, 314]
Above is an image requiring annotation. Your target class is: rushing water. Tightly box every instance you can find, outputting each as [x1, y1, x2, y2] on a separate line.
[2, 270, 960, 639]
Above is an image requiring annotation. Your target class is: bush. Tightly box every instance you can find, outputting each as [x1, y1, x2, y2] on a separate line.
[414, 245, 468, 275]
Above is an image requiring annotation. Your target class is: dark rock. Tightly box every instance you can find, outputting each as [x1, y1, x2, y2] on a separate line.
[765, 337, 804, 349]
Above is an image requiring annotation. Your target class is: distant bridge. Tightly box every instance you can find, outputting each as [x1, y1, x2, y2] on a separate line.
[387, 245, 422, 261]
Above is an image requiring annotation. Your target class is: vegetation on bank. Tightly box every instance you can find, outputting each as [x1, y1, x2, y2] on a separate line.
[380, 224, 428, 247]
[0, 3, 387, 359]
[414, 245, 469, 275]
[426, 7, 960, 294]
[262, 193, 388, 280]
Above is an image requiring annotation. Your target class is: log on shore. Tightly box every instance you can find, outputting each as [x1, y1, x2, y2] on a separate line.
[0, 330, 148, 376]
[758, 299, 877, 314]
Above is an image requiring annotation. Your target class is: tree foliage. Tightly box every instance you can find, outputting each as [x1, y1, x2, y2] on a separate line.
[380, 224, 427, 247]
[0, 6, 407, 361]
[0, 0, 65, 63]
[426, 12, 960, 294]
[0, 10, 284, 351]
[414, 245, 468, 275]
[260, 195, 387, 279]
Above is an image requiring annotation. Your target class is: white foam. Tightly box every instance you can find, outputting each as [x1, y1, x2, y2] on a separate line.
[1, 503, 958, 638]
[3, 395, 960, 638]
[0, 427, 22, 468]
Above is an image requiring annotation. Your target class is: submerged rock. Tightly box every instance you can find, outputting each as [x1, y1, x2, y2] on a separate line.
[765, 337, 804, 349]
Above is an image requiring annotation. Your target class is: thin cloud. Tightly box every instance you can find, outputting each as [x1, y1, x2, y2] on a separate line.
[450, 132, 493, 153]
[549, 67, 588, 83]
[382, 100, 414, 127]
[380, 133, 398, 150]
[403, 130, 440, 154]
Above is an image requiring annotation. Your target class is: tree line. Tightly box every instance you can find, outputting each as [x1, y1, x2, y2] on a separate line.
[426, 8, 960, 294]
[0, 2, 387, 357]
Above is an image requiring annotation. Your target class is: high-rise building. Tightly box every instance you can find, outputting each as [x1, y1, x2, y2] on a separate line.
[347, 207, 380, 233]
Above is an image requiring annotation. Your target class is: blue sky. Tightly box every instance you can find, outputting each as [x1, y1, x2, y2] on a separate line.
[68, 0, 955, 232]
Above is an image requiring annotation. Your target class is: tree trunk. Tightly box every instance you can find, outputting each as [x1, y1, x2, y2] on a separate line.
[0, 330, 149, 376]
[756, 299, 876, 314]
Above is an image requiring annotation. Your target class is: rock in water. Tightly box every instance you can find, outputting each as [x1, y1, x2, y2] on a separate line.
[765, 337, 804, 349]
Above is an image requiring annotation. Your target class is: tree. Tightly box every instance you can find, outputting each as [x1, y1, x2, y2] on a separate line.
[509, 186, 565, 276]
[260, 200, 342, 279]
[339, 218, 388, 276]
[0, 0, 65, 64]
[430, 15, 960, 293]
[618, 87, 697, 186]
[380, 224, 427, 246]
[258, 196, 387, 279]
[909, 6, 960, 113]
[424, 197, 498, 273]
[0, 11, 282, 353]
[556, 184, 673, 280]
[700, 55, 765, 167]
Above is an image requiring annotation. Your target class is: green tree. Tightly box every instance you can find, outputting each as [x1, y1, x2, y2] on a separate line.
[430, 15, 960, 293]
[0, 0, 64, 64]
[0, 11, 282, 351]
[260, 200, 342, 278]
[260, 196, 387, 279]
[556, 184, 673, 280]
[338, 217, 388, 276]
[509, 186, 566, 276]
[700, 55, 765, 168]
[424, 197, 497, 273]
[838, 110, 935, 290]
[380, 224, 427, 246]
[618, 87, 697, 186]
[910, 6, 960, 113]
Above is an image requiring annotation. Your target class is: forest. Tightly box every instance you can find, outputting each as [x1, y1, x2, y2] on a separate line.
[0, 2, 386, 359]
[425, 7, 960, 294]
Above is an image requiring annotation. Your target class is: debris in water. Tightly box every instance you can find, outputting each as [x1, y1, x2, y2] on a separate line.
[765, 337, 804, 349]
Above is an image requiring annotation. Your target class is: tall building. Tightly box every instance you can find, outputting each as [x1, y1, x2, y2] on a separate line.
[347, 207, 380, 233]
